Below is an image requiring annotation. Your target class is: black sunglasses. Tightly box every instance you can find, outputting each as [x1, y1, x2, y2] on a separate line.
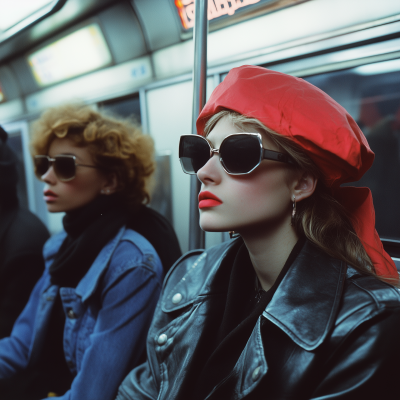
[179, 133, 295, 175]
[34, 155, 99, 182]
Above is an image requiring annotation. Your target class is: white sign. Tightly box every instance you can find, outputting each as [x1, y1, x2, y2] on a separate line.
[176, 0, 261, 29]
[28, 23, 112, 87]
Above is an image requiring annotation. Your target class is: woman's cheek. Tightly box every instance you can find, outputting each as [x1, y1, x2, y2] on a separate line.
[65, 178, 90, 194]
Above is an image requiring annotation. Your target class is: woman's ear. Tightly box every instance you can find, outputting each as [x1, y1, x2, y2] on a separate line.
[292, 171, 317, 202]
[100, 173, 118, 195]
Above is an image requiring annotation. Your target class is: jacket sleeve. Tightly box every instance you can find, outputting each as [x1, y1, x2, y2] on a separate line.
[115, 249, 214, 400]
[0, 271, 47, 378]
[0, 254, 44, 338]
[55, 251, 162, 400]
[116, 361, 159, 400]
[310, 309, 400, 399]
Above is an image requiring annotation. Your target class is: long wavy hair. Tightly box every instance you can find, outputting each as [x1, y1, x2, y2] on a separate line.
[204, 110, 393, 284]
[31, 104, 155, 210]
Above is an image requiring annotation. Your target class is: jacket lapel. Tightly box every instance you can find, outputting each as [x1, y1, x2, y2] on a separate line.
[264, 240, 347, 351]
[219, 241, 347, 399]
[75, 226, 126, 302]
[162, 239, 238, 313]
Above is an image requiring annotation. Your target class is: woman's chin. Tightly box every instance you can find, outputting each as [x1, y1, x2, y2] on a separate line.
[46, 204, 64, 213]
[199, 220, 231, 233]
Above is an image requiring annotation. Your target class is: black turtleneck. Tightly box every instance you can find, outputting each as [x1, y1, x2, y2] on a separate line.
[49, 194, 128, 287]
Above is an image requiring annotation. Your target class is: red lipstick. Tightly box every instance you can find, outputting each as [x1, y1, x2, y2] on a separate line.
[198, 191, 223, 209]
[43, 190, 58, 202]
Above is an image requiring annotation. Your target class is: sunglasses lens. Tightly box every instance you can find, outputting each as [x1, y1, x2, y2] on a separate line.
[220, 134, 261, 174]
[54, 156, 76, 181]
[34, 157, 50, 178]
[179, 136, 210, 174]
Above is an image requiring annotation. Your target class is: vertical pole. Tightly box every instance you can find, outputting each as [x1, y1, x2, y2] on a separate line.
[189, 0, 208, 250]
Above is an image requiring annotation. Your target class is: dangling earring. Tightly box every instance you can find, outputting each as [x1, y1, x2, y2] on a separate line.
[229, 231, 240, 239]
[291, 195, 296, 226]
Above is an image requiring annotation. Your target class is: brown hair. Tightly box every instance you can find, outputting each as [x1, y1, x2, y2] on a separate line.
[204, 110, 392, 283]
[31, 104, 155, 210]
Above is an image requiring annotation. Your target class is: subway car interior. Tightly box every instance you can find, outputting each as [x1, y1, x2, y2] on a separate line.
[1, 0, 400, 267]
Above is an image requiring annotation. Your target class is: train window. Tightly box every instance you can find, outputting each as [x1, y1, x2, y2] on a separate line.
[6, 133, 29, 210]
[99, 95, 141, 122]
[0, 82, 4, 102]
[99, 95, 173, 224]
[3, 122, 50, 230]
[303, 59, 400, 241]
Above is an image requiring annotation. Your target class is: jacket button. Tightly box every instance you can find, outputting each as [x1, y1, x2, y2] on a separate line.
[157, 334, 168, 345]
[172, 293, 182, 304]
[252, 366, 261, 381]
[67, 309, 77, 319]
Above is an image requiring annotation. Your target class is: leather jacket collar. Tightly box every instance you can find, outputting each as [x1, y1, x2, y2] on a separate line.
[163, 239, 347, 351]
[265, 240, 347, 350]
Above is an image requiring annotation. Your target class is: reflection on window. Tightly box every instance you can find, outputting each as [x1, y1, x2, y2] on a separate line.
[303, 59, 400, 240]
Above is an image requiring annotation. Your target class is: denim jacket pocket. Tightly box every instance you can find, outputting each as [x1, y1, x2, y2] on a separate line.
[60, 288, 91, 375]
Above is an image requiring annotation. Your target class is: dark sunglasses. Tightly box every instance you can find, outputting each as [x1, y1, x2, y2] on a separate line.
[34, 155, 99, 182]
[179, 133, 295, 175]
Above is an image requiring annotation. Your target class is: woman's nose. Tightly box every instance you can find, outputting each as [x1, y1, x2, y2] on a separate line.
[197, 153, 222, 184]
[41, 164, 57, 184]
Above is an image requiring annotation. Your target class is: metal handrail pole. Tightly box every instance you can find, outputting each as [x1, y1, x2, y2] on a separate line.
[189, 0, 208, 250]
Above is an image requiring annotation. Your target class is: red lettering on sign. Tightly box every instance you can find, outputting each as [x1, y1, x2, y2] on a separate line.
[175, 0, 261, 29]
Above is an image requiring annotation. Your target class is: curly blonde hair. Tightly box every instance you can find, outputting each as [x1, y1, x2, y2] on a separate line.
[31, 104, 155, 210]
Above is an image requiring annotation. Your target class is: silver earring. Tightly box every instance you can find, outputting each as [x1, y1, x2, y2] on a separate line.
[229, 231, 240, 239]
[291, 195, 296, 226]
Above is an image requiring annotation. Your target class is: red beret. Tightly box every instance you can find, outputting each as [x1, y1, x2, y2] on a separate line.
[197, 65, 397, 280]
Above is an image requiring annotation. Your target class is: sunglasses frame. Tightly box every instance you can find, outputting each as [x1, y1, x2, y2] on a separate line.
[179, 133, 295, 176]
[34, 154, 99, 182]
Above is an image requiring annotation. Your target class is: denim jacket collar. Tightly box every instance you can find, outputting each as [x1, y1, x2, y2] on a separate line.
[43, 230, 67, 262]
[42, 226, 126, 302]
[76, 226, 125, 301]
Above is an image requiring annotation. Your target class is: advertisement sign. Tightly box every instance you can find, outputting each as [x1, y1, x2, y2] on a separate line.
[28, 23, 112, 87]
[175, 0, 263, 29]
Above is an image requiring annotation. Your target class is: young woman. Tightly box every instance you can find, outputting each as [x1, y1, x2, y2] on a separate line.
[117, 66, 400, 400]
[0, 105, 181, 400]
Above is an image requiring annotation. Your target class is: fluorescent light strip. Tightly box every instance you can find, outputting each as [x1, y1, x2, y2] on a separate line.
[354, 59, 400, 75]
[0, 0, 60, 42]
[0, 0, 55, 30]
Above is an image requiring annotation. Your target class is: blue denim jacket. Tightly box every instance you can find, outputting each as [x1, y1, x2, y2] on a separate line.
[0, 226, 163, 400]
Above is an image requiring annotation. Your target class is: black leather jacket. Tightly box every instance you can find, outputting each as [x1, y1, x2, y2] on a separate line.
[117, 239, 400, 400]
